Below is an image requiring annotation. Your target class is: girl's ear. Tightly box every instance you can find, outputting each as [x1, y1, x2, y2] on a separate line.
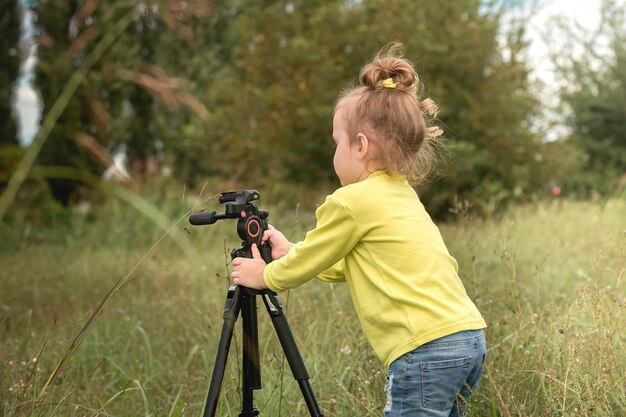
[355, 133, 369, 160]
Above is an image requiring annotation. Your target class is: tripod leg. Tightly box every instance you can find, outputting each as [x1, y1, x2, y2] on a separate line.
[240, 290, 261, 416]
[203, 285, 243, 417]
[261, 292, 325, 417]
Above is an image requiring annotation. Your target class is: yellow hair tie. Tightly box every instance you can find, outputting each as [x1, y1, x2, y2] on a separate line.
[381, 78, 397, 89]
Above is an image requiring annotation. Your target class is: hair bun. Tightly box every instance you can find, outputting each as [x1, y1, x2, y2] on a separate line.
[337, 43, 443, 186]
[359, 44, 419, 95]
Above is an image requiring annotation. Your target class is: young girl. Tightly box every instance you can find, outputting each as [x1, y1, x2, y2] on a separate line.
[231, 45, 487, 417]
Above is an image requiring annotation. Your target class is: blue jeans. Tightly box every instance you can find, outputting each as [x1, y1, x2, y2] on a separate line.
[384, 329, 487, 417]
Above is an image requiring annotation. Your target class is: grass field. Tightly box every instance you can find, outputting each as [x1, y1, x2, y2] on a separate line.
[1, 188, 624, 417]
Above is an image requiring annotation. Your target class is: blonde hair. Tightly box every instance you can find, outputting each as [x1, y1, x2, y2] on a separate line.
[336, 43, 444, 185]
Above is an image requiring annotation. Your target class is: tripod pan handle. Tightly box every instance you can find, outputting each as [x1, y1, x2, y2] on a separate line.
[189, 210, 223, 225]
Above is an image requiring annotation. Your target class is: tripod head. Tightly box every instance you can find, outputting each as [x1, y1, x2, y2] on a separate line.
[189, 190, 272, 262]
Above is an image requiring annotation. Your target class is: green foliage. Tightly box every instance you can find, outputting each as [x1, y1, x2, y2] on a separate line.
[34, 0, 100, 204]
[550, 0, 626, 196]
[0, 0, 20, 147]
[157, 0, 545, 217]
[26, 0, 565, 216]
[33, 0, 211, 204]
[400, 0, 544, 216]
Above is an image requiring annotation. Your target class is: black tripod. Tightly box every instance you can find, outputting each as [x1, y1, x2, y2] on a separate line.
[189, 190, 324, 417]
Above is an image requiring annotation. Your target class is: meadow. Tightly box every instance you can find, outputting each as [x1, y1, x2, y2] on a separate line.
[1, 185, 624, 417]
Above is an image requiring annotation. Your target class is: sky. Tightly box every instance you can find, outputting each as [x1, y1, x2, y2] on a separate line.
[525, 0, 601, 86]
[13, 0, 603, 145]
[15, 2, 39, 146]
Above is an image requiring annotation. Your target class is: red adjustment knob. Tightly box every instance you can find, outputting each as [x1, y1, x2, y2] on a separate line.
[247, 219, 260, 237]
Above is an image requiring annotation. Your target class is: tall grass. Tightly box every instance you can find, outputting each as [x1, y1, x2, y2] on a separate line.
[1, 189, 624, 416]
[443, 198, 625, 416]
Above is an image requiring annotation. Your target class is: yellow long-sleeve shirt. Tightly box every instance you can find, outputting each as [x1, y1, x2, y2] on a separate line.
[263, 171, 486, 369]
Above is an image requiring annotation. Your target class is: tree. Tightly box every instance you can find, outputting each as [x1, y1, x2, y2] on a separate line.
[33, 0, 211, 203]
[0, 0, 22, 187]
[160, 0, 352, 186]
[34, 0, 100, 204]
[550, 0, 626, 195]
[29, 0, 548, 217]
[184, 0, 543, 216]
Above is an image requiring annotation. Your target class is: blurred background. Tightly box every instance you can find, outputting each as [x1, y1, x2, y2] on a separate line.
[1, 1, 625, 416]
[2, 0, 623, 219]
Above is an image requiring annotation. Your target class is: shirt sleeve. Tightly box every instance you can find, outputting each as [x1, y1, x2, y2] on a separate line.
[316, 259, 346, 283]
[263, 194, 360, 292]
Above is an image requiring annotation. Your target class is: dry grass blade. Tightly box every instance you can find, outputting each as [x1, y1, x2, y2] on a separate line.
[118, 67, 182, 108]
[163, 0, 211, 42]
[67, 25, 99, 58]
[73, 0, 101, 24]
[118, 65, 210, 120]
[74, 133, 115, 169]
[74, 133, 131, 183]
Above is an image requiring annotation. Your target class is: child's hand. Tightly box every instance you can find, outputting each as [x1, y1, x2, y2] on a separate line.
[262, 225, 294, 260]
[231, 244, 267, 290]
